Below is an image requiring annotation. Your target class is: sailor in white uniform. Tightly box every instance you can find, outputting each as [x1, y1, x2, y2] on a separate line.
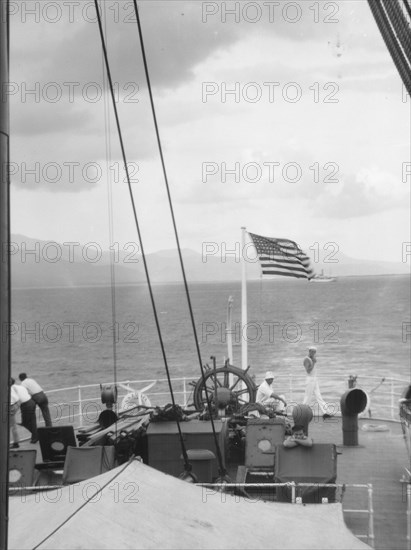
[256, 371, 287, 412]
[302, 346, 331, 419]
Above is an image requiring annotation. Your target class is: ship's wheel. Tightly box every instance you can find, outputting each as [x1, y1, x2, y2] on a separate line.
[192, 364, 256, 415]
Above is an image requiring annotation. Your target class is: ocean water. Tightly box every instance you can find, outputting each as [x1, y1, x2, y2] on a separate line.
[10, 276, 410, 401]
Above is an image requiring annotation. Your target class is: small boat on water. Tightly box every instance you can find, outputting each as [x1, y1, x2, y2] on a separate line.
[310, 270, 337, 283]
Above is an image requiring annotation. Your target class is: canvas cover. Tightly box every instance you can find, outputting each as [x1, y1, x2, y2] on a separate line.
[275, 443, 337, 502]
[8, 458, 369, 550]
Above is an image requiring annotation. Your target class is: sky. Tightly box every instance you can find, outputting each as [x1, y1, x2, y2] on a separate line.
[8, 0, 411, 266]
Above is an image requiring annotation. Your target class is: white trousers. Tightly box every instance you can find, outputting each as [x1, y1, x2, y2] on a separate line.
[303, 377, 328, 415]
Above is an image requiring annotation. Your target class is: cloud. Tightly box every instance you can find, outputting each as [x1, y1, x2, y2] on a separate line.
[10, 92, 163, 191]
[9, 0, 244, 172]
[8, 0, 410, 272]
[313, 168, 409, 219]
[11, 101, 95, 136]
[11, 1, 240, 90]
[9, 0, 403, 156]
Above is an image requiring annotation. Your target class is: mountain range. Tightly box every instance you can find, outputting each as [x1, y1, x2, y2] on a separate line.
[9, 234, 410, 288]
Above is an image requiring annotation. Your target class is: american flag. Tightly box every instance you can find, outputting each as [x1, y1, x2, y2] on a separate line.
[248, 232, 315, 280]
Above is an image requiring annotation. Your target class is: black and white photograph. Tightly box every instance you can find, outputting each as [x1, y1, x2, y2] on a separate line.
[1, 1, 410, 549]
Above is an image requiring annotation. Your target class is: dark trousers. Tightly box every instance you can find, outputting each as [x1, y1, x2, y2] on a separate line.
[20, 399, 38, 441]
[32, 391, 52, 427]
[9, 403, 19, 444]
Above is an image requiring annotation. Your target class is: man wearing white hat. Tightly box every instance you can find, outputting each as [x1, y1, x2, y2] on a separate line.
[256, 371, 287, 412]
[303, 346, 330, 419]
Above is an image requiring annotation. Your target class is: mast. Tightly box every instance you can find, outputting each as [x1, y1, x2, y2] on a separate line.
[241, 226, 247, 370]
[226, 295, 233, 363]
[0, 1, 11, 548]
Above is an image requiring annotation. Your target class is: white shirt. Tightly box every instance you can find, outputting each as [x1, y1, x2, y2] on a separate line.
[12, 384, 32, 404]
[304, 356, 317, 377]
[21, 377, 43, 395]
[256, 380, 275, 404]
[10, 386, 20, 405]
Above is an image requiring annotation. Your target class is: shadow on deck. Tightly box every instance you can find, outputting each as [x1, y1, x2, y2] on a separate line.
[10, 417, 409, 550]
[289, 417, 408, 550]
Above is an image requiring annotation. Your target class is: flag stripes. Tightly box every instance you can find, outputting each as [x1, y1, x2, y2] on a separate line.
[249, 232, 315, 280]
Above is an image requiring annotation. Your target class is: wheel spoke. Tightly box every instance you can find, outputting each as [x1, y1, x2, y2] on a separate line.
[238, 397, 249, 404]
[229, 377, 241, 391]
[202, 384, 216, 396]
[193, 365, 256, 412]
[235, 388, 250, 396]
[214, 376, 223, 388]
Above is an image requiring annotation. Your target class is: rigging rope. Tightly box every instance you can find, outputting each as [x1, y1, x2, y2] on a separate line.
[93, 0, 194, 477]
[383, 0, 411, 55]
[132, 0, 228, 478]
[100, 0, 118, 440]
[367, 0, 411, 95]
[1, 4, 12, 549]
[402, 0, 411, 21]
[32, 458, 137, 549]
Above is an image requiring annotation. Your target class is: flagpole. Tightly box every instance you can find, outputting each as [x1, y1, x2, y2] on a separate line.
[226, 296, 233, 364]
[0, 2, 10, 548]
[241, 226, 247, 370]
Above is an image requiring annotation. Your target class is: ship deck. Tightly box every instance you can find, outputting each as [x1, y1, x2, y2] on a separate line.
[279, 417, 409, 550]
[9, 417, 410, 550]
[215, 416, 409, 550]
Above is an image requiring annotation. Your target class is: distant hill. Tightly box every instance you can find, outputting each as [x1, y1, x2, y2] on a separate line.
[8, 234, 410, 288]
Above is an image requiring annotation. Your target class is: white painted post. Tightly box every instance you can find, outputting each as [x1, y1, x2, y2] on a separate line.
[241, 227, 247, 371]
[391, 380, 395, 420]
[78, 386, 83, 428]
[291, 482, 296, 504]
[407, 483, 411, 550]
[183, 378, 187, 407]
[367, 483, 375, 548]
[226, 296, 234, 364]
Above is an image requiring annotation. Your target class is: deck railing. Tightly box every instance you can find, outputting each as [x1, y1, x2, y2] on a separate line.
[198, 481, 374, 547]
[38, 373, 408, 429]
[407, 483, 411, 550]
[9, 479, 375, 547]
